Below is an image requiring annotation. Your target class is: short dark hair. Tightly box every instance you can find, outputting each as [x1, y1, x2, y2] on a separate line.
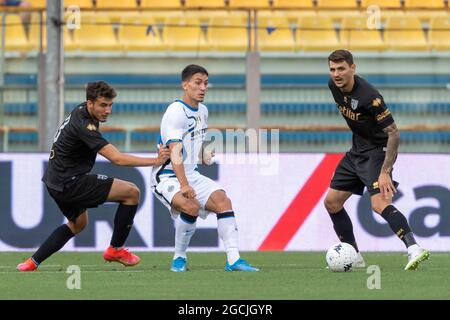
[181, 64, 208, 82]
[86, 81, 117, 102]
[328, 49, 354, 66]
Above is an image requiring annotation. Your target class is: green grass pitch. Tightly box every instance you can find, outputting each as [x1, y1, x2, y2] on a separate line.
[0, 252, 448, 300]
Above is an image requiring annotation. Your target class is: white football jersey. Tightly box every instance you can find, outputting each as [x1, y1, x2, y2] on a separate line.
[152, 99, 208, 182]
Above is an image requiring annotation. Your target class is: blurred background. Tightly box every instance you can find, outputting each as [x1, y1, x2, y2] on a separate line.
[0, 0, 449, 153]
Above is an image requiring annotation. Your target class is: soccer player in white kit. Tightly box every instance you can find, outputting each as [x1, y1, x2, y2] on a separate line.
[151, 64, 259, 272]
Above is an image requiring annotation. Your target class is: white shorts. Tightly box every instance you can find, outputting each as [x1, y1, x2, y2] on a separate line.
[151, 171, 222, 220]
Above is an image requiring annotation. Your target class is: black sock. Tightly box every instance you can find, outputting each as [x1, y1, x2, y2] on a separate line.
[110, 204, 138, 248]
[381, 205, 416, 248]
[32, 224, 74, 265]
[328, 208, 359, 252]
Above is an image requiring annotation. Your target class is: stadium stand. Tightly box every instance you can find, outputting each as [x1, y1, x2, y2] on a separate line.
[1, 2, 449, 152]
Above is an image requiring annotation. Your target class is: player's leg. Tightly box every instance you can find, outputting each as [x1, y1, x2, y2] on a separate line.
[205, 190, 259, 272]
[371, 194, 429, 270]
[17, 211, 88, 272]
[326, 153, 365, 253]
[103, 178, 141, 266]
[169, 192, 201, 272]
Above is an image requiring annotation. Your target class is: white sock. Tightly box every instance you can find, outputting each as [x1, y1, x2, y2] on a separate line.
[174, 215, 197, 260]
[407, 244, 420, 255]
[217, 211, 240, 265]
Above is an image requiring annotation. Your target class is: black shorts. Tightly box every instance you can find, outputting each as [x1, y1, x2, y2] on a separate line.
[46, 174, 114, 223]
[330, 148, 399, 196]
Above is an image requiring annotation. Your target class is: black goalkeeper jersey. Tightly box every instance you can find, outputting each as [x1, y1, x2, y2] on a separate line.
[328, 75, 395, 154]
[42, 103, 110, 191]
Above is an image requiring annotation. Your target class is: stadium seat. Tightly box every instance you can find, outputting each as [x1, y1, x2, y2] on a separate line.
[4, 14, 31, 51]
[384, 16, 428, 50]
[208, 14, 249, 51]
[70, 15, 118, 50]
[119, 15, 164, 51]
[257, 16, 296, 51]
[185, 0, 226, 7]
[228, 0, 271, 8]
[64, 0, 94, 8]
[429, 17, 450, 50]
[95, 0, 137, 8]
[340, 16, 386, 51]
[297, 16, 339, 51]
[403, 0, 445, 8]
[359, 0, 402, 8]
[271, 0, 314, 8]
[29, 0, 46, 8]
[140, 0, 181, 8]
[163, 16, 208, 51]
[315, 0, 358, 8]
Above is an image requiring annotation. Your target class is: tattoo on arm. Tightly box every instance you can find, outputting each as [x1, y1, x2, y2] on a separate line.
[382, 122, 400, 174]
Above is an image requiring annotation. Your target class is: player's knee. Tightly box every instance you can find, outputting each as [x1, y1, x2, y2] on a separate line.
[221, 197, 232, 211]
[183, 201, 200, 216]
[324, 197, 341, 213]
[371, 203, 386, 215]
[126, 184, 140, 204]
[68, 220, 87, 235]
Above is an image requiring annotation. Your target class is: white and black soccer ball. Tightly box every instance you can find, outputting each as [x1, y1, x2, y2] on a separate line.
[326, 242, 358, 272]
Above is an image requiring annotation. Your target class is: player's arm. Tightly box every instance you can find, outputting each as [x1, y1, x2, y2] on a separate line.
[99, 144, 170, 167]
[379, 122, 400, 199]
[169, 141, 196, 199]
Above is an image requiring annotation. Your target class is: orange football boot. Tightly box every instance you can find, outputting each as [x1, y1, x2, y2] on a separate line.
[17, 258, 38, 272]
[103, 246, 141, 266]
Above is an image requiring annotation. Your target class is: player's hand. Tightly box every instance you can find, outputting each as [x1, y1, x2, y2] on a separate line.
[203, 148, 215, 165]
[156, 144, 170, 165]
[378, 171, 397, 200]
[180, 184, 196, 199]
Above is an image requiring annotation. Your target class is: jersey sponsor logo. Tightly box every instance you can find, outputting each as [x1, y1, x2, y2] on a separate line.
[372, 98, 382, 107]
[350, 99, 359, 110]
[376, 109, 391, 121]
[338, 105, 362, 121]
[87, 123, 97, 131]
[97, 174, 108, 180]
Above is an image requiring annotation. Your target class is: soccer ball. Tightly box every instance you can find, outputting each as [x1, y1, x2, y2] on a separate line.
[326, 242, 358, 272]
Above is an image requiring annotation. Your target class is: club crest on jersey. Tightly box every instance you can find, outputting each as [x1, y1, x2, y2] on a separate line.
[350, 99, 359, 110]
[86, 123, 97, 131]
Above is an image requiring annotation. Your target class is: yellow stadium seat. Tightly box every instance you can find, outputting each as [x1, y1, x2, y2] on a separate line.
[404, 0, 445, 8]
[257, 16, 295, 51]
[28, 0, 46, 8]
[228, 0, 270, 8]
[163, 16, 208, 51]
[297, 16, 339, 51]
[95, 0, 137, 8]
[185, 0, 225, 7]
[384, 16, 428, 50]
[70, 15, 118, 50]
[360, 0, 401, 8]
[315, 0, 357, 8]
[208, 14, 248, 51]
[271, 0, 314, 8]
[140, 0, 181, 8]
[119, 15, 164, 51]
[429, 17, 450, 50]
[340, 16, 386, 51]
[64, 0, 94, 8]
[4, 14, 31, 51]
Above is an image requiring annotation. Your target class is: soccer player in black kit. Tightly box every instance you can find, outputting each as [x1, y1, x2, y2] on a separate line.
[17, 81, 170, 272]
[324, 50, 429, 270]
